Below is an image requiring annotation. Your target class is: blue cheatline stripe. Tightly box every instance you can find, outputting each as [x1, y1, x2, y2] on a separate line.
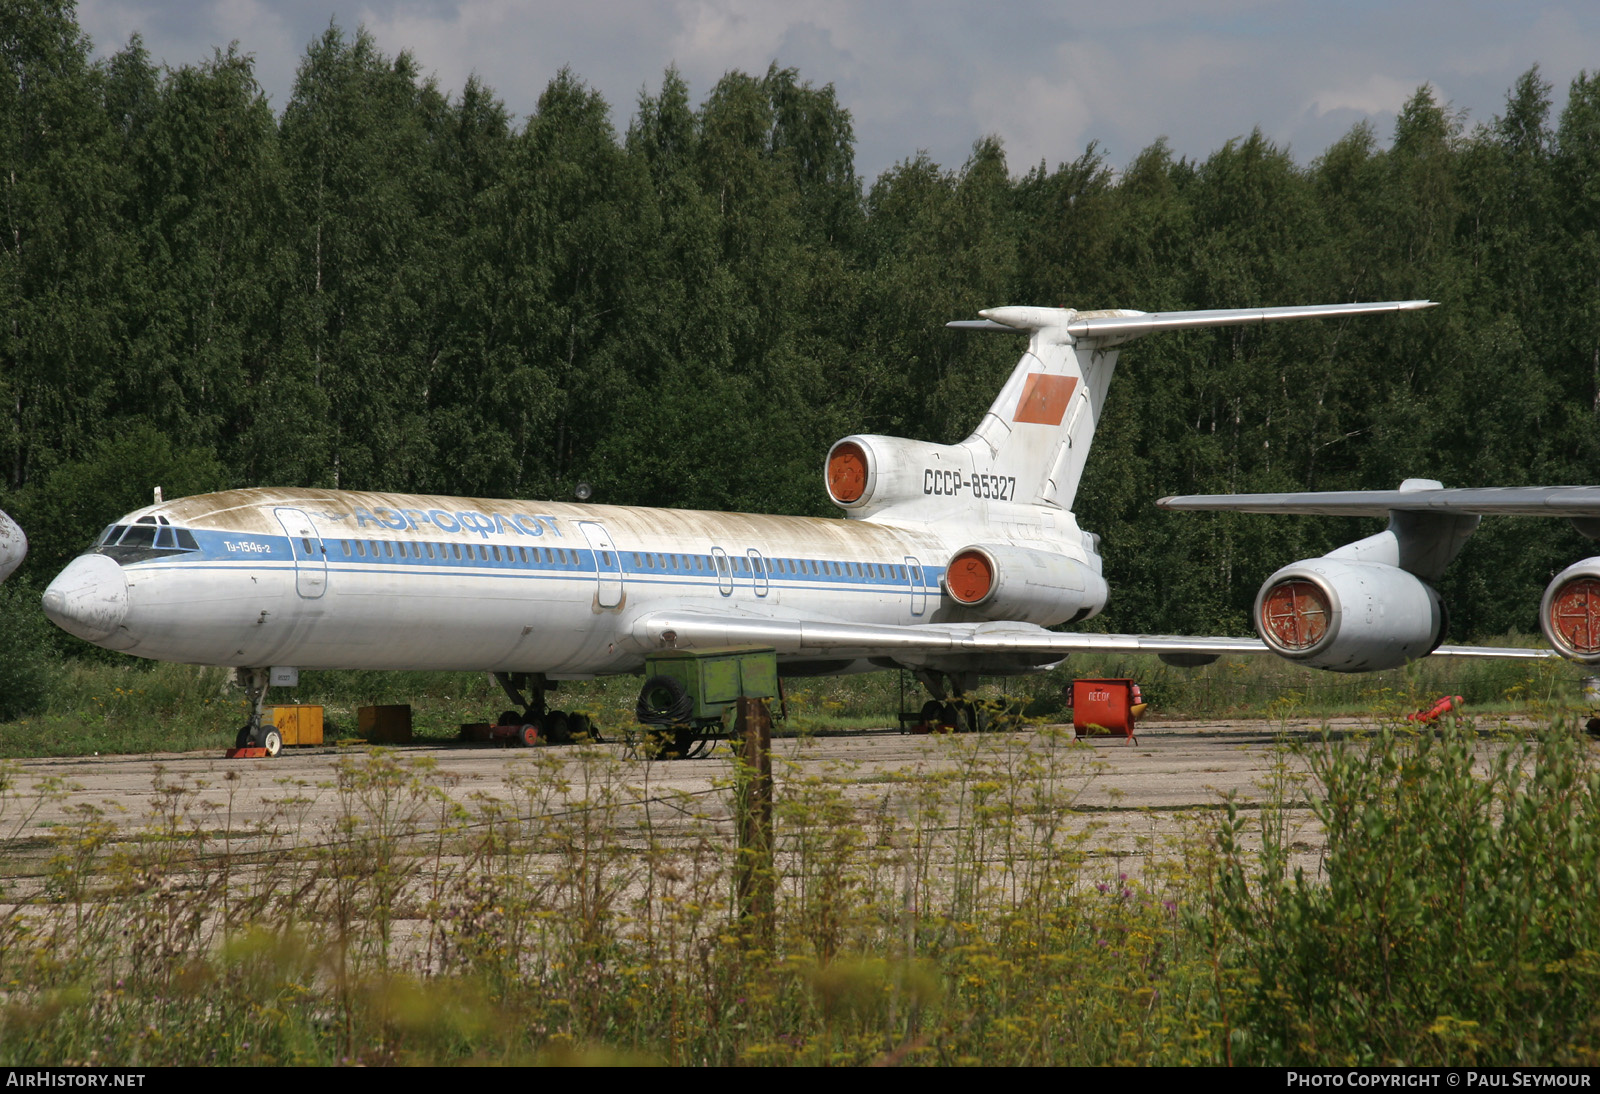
[168, 529, 946, 591]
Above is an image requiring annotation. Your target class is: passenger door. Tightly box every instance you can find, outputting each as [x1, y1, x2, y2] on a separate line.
[274, 508, 327, 599]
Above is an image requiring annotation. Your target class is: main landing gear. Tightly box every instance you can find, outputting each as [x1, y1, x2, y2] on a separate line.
[493, 672, 598, 744]
[909, 669, 1024, 733]
[232, 668, 283, 756]
[910, 669, 986, 733]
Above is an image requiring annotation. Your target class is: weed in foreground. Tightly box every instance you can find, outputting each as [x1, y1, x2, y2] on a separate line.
[4, 721, 1597, 1064]
[1206, 719, 1600, 1066]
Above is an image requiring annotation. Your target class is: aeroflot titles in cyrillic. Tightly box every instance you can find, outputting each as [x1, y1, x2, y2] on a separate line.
[350, 507, 563, 538]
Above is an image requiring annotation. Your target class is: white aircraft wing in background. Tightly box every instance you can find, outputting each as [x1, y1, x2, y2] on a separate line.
[1160, 482, 1587, 664]
[1159, 485, 1600, 518]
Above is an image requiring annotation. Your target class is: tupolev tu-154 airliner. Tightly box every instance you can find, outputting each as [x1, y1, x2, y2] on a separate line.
[40, 300, 1550, 753]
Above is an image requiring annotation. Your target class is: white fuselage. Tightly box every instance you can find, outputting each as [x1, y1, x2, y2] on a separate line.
[44, 487, 1101, 677]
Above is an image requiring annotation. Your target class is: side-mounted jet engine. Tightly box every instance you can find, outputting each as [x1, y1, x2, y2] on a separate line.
[1162, 479, 1483, 673]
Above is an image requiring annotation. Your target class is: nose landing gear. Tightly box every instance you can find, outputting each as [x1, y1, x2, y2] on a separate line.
[231, 668, 283, 756]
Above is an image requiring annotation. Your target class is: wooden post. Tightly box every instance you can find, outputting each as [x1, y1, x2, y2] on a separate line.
[735, 695, 774, 947]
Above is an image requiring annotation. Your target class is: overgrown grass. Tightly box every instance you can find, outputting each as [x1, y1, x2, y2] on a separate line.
[1208, 720, 1600, 1065]
[0, 637, 1585, 758]
[0, 733, 1209, 1065]
[0, 720, 1596, 1064]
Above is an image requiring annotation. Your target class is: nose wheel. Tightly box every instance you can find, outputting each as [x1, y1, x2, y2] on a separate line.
[231, 668, 283, 756]
[234, 723, 283, 756]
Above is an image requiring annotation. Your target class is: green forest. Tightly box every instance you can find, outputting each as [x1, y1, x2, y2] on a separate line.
[5, 0, 1600, 646]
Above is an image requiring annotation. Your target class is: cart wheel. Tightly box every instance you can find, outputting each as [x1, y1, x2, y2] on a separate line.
[520, 723, 540, 747]
[643, 727, 697, 759]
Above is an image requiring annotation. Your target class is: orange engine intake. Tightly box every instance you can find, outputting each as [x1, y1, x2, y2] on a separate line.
[946, 549, 994, 604]
[826, 442, 868, 504]
[1259, 579, 1331, 651]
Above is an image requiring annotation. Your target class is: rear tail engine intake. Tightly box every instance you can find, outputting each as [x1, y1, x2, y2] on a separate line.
[943, 544, 1107, 626]
[1541, 558, 1600, 663]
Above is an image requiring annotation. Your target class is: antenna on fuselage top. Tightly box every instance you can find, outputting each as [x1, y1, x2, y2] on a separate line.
[153, 486, 163, 504]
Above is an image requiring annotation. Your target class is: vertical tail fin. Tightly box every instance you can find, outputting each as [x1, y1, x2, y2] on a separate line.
[958, 307, 1128, 509]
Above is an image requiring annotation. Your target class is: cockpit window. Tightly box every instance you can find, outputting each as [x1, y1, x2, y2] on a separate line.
[90, 517, 202, 564]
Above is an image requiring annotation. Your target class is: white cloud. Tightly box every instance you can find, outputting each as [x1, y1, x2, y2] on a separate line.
[70, 0, 1600, 180]
[1301, 74, 1420, 121]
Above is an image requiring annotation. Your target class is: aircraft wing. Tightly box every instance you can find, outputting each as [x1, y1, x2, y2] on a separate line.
[626, 611, 1554, 661]
[1158, 485, 1600, 518]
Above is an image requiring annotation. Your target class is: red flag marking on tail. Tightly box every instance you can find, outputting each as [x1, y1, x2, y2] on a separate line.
[1012, 374, 1077, 426]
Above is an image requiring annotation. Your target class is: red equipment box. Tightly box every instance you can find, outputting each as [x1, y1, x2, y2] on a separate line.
[1072, 678, 1144, 739]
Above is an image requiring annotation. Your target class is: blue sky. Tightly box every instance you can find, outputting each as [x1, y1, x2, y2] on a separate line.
[76, 1, 1600, 181]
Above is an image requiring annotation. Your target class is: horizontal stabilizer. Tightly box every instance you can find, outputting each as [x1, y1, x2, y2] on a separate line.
[1159, 485, 1600, 518]
[1066, 300, 1435, 345]
[951, 300, 1436, 347]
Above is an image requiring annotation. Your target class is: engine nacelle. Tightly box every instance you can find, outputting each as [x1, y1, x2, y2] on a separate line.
[943, 543, 1108, 626]
[1541, 557, 1600, 663]
[1254, 559, 1445, 673]
[826, 435, 977, 516]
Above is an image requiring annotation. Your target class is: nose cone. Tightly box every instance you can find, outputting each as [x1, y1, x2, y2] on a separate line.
[0, 508, 26, 583]
[43, 554, 129, 645]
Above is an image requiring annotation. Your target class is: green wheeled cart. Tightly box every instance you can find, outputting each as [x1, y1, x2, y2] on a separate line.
[634, 645, 779, 758]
